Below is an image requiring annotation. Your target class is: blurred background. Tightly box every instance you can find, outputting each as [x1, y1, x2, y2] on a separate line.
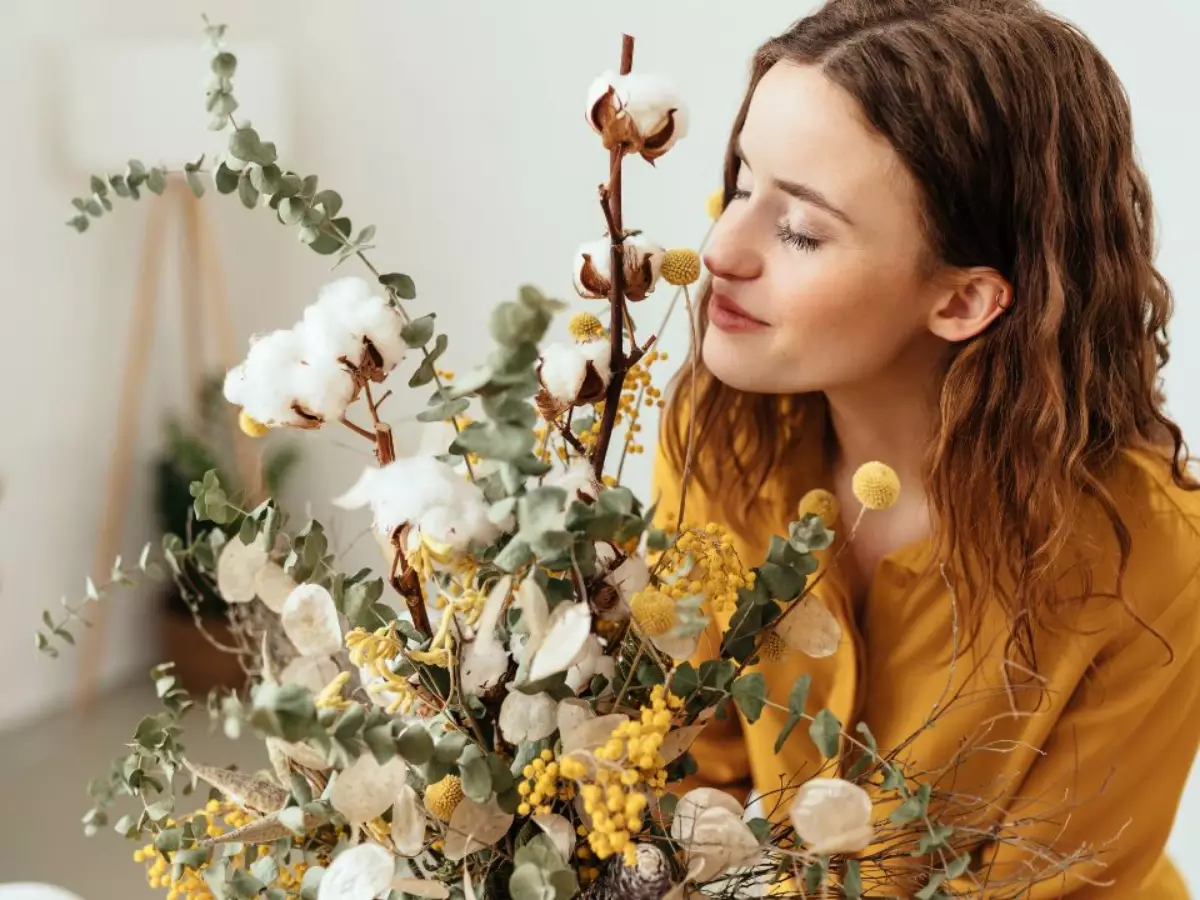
[0, 1, 1196, 896]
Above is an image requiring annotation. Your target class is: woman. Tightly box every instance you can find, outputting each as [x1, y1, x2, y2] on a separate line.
[653, 1, 1200, 896]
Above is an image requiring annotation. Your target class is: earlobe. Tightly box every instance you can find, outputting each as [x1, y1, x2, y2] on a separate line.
[928, 269, 1010, 343]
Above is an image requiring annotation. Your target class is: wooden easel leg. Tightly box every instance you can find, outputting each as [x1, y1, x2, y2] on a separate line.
[73, 186, 178, 712]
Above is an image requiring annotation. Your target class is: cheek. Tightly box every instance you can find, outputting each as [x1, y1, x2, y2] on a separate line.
[704, 251, 927, 392]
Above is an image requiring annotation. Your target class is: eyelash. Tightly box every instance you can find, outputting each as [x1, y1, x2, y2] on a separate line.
[729, 189, 822, 252]
[776, 222, 821, 252]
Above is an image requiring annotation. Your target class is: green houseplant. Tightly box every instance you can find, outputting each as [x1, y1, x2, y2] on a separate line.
[155, 374, 300, 689]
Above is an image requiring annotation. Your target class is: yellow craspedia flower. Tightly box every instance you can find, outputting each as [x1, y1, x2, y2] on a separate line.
[424, 775, 465, 822]
[569, 311, 606, 342]
[706, 188, 725, 221]
[629, 588, 676, 637]
[797, 488, 840, 527]
[238, 409, 270, 438]
[852, 461, 900, 511]
[758, 629, 787, 663]
[661, 248, 701, 286]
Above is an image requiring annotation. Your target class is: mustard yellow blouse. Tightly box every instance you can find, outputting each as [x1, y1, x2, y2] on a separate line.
[652, 436, 1200, 898]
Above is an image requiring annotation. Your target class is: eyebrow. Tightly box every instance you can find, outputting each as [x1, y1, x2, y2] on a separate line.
[735, 141, 854, 226]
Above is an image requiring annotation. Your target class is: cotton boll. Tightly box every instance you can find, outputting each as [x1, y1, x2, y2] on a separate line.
[586, 71, 688, 163]
[547, 459, 600, 504]
[622, 235, 666, 301]
[573, 236, 664, 302]
[298, 276, 407, 372]
[578, 339, 611, 384]
[225, 328, 354, 428]
[622, 72, 689, 159]
[574, 238, 615, 299]
[538, 343, 589, 406]
[336, 456, 500, 551]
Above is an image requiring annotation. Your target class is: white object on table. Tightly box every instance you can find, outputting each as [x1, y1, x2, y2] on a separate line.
[0, 885, 86, 900]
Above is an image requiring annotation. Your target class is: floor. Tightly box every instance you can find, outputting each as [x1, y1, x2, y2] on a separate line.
[0, 681, 264, 898]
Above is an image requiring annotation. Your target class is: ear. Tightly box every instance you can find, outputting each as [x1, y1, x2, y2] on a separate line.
[927, 268, 1010, 343]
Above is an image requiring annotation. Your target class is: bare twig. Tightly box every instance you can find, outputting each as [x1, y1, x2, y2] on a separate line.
[589, 34, 635, 481]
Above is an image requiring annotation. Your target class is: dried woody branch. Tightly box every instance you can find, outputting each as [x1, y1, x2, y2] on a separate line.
[590, 35, 636, 481]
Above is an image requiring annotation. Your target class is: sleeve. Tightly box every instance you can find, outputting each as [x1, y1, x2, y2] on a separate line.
[651, 440, 754, 797]
[959, 573, 1200, 898]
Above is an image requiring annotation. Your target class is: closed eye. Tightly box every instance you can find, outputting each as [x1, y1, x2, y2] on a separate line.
[776, 222, 821, 252]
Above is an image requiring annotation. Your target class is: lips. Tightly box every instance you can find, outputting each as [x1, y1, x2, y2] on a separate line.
[709, 291, 769, 333]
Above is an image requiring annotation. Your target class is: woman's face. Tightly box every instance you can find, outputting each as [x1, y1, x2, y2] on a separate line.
[702, 62, 950, 395]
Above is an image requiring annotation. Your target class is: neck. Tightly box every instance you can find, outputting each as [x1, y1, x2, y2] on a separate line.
[822, 354, 942, 493]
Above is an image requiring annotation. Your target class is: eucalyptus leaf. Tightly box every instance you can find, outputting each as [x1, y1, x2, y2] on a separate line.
[211, 52, 237, 77]
[308, 232, 342, 255]
[944, 854, 971, 879]
[250, 163, 282, 194]
[915, 873, 946, 900]
[804, 859, 827, 894]
[278, 197, 305, 226]
[844, 859, 863, 899]
[238, 174, 259, 209]
[434, 731, 469, 764]
[409, 334, 449, 387]
[400, 313, 435, 348]
[918, 822, 955, 854]
[185, 170, 206, 198]
[313, 189, 342, 217]
[730, 672, 768, 724]
[396, 726, 435, 765]
[460, 754, 493, 803]
[380, 272, 416, 300]
[215, 164, 239, 195]
[416, 397, 470, 424]
[773, 673, 812, 753]
[229, 127, 277, 165]
[809, 708, 841, 759]
[890, 783, 932, 825]
[669, 662, 699, 699]
[147, 168, 167, 195]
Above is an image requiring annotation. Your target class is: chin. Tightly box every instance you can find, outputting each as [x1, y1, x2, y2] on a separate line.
[701, 328, 779, 393]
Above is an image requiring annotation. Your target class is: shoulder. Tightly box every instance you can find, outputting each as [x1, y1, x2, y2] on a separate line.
[1085, 449, 1200, 638]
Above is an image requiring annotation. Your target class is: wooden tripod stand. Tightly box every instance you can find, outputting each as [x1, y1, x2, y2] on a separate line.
[74, 176, 262, 710]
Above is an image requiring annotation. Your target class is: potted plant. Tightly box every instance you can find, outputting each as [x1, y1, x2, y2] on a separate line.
[154, 374, 299, 692]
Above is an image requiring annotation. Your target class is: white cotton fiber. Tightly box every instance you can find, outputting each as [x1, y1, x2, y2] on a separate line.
[297, 276, 407, 371]
[539, 343, 589, 405]
[223, 328, 354, 427]
[335, 456, 500, 551]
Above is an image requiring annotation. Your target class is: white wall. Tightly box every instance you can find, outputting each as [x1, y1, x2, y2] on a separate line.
[0, 0, 1195, 874]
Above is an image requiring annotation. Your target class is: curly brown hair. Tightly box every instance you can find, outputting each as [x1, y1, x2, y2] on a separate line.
[663, 0, 1195, 668]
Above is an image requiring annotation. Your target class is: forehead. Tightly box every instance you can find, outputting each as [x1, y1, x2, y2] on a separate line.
[740, 62, 919, 225]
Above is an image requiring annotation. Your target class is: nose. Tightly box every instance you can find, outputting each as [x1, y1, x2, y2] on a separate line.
[702, 207, 763, 282]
